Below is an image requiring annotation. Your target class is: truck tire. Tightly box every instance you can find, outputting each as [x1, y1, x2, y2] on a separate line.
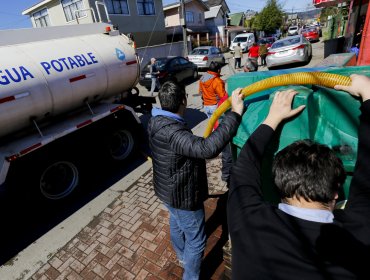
[40, 161, 79, 200]
[107, 128, 136, 161]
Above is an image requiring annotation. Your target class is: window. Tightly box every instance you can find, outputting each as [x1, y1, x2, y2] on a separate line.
[198, 13, 202, 23]
[186, 11, 194, 23]
[178, 58, 189, 65]
[211, 48, 220, 54]
[271, 37, 301, 49]
[33, 8, 51, 27]
[137, 0, 155, 15]
[105, 0, 129, 15]
[169, 58, 179, 69]
[61, 0, 86, 22]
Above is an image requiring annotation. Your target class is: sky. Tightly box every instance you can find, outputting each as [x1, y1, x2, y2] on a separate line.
[0, 0, 315, 30]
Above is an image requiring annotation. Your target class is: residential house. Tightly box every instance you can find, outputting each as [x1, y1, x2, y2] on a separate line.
[204, 0, 230, 47]
[226, 12, 249, 43]
[286, 13, 300, 25]
[22, 0, 166, 47]
[163, 0, 209, 48]
[228, 12, 245, 26]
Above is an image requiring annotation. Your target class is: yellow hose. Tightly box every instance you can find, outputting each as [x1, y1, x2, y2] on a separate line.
[204, 72, 351, 138]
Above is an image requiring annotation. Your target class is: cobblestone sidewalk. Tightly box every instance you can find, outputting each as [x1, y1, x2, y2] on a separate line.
[31, 156, 229, 280]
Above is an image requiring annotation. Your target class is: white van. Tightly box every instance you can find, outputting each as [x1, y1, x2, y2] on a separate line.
[230, 33, 255, 52]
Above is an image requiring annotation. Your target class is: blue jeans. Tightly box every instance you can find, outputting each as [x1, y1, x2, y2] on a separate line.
[150, 77, 160, 95]
[204, 104, 218, 119]
[165, 205, 206, 280]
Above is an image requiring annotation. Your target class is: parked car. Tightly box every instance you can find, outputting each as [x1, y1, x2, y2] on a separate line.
[310, 24, 322, 37]
[265, 30, 281, 40]
[139, 56, 198, 90]
[266, 35, 312, 69]
[301, 27, 320, 42]
[229, 33, 256, 52]
[287, 25, 299, 36]
[187, 46, 225, 69]
[258, 37, 275, 48]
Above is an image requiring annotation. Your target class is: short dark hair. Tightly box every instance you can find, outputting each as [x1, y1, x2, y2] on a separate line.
[244, 58, 257, 72]
[272, 140, 346, 204]
[209, 62, 222, 73]
[158, 81, 186, 113]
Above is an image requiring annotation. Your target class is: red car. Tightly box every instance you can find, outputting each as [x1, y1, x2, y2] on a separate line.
[301, 28, 319, 42]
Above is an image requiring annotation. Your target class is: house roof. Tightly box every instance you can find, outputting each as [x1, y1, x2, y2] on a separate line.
[203, 0, 222, 6]
[164, 0, 209, 11]
[22, 0, 53, 15]
[229, 12, 244, 26]
[203, 0, 230, 13]
[205, 5, 221, 19]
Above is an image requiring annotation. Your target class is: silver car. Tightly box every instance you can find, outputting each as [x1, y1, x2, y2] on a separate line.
[288, 25, 299, 36]
[187, 46, 225, 69]
[266, 35, 312, 69]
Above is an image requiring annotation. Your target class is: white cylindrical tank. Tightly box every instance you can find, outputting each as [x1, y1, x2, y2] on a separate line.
[0, 32, 139, 138]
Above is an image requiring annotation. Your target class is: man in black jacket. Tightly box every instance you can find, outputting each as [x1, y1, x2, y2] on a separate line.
[228, 74, 370, 279]
[148, 81, 243, 280]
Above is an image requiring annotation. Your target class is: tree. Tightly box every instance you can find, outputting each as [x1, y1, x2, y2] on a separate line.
[244, 17, 255, 29]
[252, 0, 284, 33]
[320, 6, 338, 25]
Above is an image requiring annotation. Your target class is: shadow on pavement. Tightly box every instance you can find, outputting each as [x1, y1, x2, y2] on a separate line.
[201, 192, 229, 279]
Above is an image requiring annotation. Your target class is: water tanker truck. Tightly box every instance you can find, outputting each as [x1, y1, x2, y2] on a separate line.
[0, 23, 144, 199]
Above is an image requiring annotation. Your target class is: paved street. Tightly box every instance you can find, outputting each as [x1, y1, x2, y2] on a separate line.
[0, 40, 325, 280]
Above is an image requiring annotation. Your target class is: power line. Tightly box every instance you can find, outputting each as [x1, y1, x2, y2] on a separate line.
[227, 1, 261, 10]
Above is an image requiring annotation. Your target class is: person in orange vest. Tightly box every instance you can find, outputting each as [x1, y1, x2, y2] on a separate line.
[199, 62, 234, 184]
[199, 62, 227, 118]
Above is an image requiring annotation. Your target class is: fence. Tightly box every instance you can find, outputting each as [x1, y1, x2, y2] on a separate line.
[189, 34, 229, 52]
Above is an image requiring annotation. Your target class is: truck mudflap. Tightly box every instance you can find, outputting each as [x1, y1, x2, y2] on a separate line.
[0, 103, 139, 185]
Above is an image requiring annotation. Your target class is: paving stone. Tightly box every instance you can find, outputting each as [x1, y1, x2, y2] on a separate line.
[66, 270, 84, 280]
[31, 157, 227, 279]
[44, 265, 61, 279]
[49, 257, 63, 270]
[104, 263, 122, 280]
[70, 259, 85, 274]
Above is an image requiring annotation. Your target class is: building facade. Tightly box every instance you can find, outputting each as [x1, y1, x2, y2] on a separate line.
[164, 0, 209, 47]
[313, 0, 369, 65]
[204, 0, 230, 48]
[22, 0, 166, 47]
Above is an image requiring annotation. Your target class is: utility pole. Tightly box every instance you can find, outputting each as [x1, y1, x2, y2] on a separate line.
[180, 0, 188, 57]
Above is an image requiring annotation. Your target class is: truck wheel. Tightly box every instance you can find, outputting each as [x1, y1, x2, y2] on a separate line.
[108, 129, 135, 161]
[131, 86, 139, 96]
[40, 161, 79, 200]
